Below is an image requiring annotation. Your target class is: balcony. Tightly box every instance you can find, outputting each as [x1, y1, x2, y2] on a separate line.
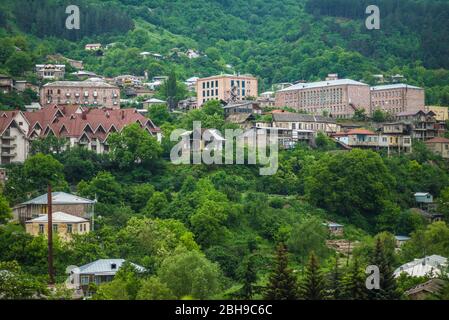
[1, 143, 16, 148]
[1, 151, 16, 157]
[1, 136, 16, 140]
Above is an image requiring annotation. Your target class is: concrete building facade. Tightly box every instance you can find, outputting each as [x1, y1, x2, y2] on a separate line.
[40, 79, 120, 109]
[0, 111, 29, 165]
[370, 84, 425, 115]
[275, 79, 371, 119]
[196, 74, 258, 107]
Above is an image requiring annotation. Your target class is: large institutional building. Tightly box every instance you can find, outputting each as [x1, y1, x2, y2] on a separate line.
[40, 78, 120, 109]
[275, 79, 370, 119]
[196, 74, 258, 107]
[274, 76, 425, 118]
[370, 84, 425, 115]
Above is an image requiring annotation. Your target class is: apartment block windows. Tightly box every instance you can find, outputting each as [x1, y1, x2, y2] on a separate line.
[67, 224, 73, 233]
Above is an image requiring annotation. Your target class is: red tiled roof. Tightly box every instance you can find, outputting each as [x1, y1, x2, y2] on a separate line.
[425, 137, 449, 144]
[0, 110, 26, 135]
[23, 105, 160, 140]
[346, 128, 376, 135]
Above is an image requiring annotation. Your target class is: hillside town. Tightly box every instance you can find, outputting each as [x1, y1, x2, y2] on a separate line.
[1, 60, 449, 300]
[1, 67, 448, 167]
[1, 0, 449, 304]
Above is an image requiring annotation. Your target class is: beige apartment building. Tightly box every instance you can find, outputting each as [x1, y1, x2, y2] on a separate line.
[196, 74, 258, 107]
[275, 79, 370, 119]
[370, 84, 424, 115]
[40, 78, 120, 109]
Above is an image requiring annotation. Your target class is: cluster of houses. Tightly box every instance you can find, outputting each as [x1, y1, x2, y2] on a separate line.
[0, 104, 161, 165]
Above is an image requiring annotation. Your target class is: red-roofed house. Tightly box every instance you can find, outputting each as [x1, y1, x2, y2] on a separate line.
[0, 110, 29, 164]
[23, 105, 161, 154]
[425, 137, 449, 158]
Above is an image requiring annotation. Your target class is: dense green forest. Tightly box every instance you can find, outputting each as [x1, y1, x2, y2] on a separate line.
[1, 0, 449, 300]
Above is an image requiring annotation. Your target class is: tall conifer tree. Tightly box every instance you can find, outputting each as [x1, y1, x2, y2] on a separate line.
[264, 243, 298, 300]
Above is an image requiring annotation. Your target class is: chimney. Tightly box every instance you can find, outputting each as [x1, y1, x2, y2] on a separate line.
[121, 110, 125, 120]
[81, 111, 87, 120]
[111, 263, 117, 270]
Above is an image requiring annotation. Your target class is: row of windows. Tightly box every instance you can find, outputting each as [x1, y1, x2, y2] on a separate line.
[372, 90, 403, 98]
[46, 89, 118, 96]
[288, 105, 347, 113]
[38, 223, 88, 234]
[202, 80, 219, 89]
[371, 99, 403, 106]
[202, 97, 219, 103]
[202, 89, 219, 97]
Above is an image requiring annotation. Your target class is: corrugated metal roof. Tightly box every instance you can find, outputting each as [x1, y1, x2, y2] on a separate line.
[394, 255, 447, 278]
[77, 259, 145, 275]
[22, 192, 95, 205]
[278, 79, 368, 92]
[395, 235, 411, 241]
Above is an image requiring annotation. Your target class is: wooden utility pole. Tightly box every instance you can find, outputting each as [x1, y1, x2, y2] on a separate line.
[47, 184, 55, 285]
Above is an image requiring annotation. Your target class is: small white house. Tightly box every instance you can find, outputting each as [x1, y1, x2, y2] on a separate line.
[414, 192, 433, 203]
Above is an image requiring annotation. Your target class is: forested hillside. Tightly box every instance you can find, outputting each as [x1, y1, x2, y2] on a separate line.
[0, 0, 449, 104]
[1, 0, 449, 301]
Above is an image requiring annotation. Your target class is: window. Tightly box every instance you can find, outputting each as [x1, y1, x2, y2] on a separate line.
[67, 224, 73, 233]
[80, 276, 89, 285]
[215, 80, 218, 87]
[39, 224, 44, 234]
[53, 224, 58, 233]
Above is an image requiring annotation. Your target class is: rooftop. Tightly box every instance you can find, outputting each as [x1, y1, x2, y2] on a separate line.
[370, 83, 423, 91]
[394, 255, 447, 278]
[76, 259, 145, 275]
[272, 112, 336, 123]
[21, 192, 95, 205]
[43, 79, 117, 88]
[199, 74, 257, 80]
[278, 79, 368, 92]
[27, 211, 88, 223]
[395, 235, 411, 241]
[346, 128, 376, 135]
[425, 137, 449, 144]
